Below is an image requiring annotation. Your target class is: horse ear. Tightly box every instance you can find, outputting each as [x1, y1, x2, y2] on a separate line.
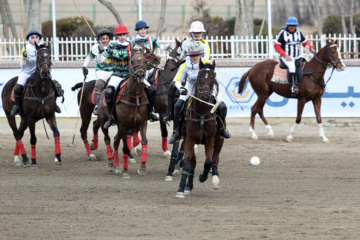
[141, 45, 145, 53]
[35, 43, 40, 50]
[212, 60, 216, 69]
[47, 41, 51, 50]
[199, 59, 204, 68]
[335, 39, 338, 45]
[175, 38, 180, 46]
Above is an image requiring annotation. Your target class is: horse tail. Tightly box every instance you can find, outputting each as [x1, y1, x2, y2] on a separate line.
[238, 70, 250, 94]
[71, 82, 84, 91]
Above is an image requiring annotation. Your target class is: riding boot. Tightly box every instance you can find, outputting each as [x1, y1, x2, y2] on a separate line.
[104, 86, 116, 129]
[168, 99, 185, 144]
[163, 83, 177, 122]
[11, 84, 24, 116]
[289, 73, 298, 97]
[218, 102, 232, 139]
[144, 85, 159, 122]
[93, 83, 104, 115]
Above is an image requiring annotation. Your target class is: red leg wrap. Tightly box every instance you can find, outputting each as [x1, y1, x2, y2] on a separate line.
[127, 134, 132, 150]
[133, 133, 140, 147]
[14, 142, 19, 156]
[106, 145, 113, 160]
[141, 144, 147, 163]
[31, 144, 36, 160]
[113, 151, 119, 167]
[162, 137, 168, 151]
[84, 140, 92, 156]
[54, 136, 61, 155]
[92, 134, 98, 150]
[123, 153, 128, 169]
[17, 140, 26, 155]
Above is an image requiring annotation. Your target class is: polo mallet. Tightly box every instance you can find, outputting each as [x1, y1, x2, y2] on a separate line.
[181, 0, 190, 40]
[19, 0, 26, 55]
[67, 75, 87, 147]
[186, 92, 222, 113]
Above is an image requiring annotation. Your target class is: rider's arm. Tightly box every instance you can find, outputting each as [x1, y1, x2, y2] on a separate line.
[202, 40, 211, 61]
[300, 32, 315, 51]
[174, 63, 188, 90]
[274, 30, 286, 57]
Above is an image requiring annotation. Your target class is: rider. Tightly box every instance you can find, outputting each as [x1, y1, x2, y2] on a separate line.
[82, 29, 114, 115]
[274, 16, 316, 96]
[168, 43, 231, 144]
[131, 20, 171, 122]
[163, 20, 211, 122]
[11, 30, 62, 116]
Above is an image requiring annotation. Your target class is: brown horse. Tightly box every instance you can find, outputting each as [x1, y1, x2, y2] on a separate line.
[238, 38, 346, 143]
[70, 51, 160, 161]
[97, 45, 148, 177]
[1, 43, 62, 168]
[175, 60, 224, 199]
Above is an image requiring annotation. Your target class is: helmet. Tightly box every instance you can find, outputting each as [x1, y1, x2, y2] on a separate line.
[114, 24, 129, 35]
[135, 21, 150, 30]
[97, 29, 113, 40]
[26, 30, 42, 41]
[285, 16, 299, 26]
[186, 43, 204, 56]
[188, 21, 206, 33]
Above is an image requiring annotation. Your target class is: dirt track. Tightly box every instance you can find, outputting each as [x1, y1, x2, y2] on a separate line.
[0, 117, 360, 240]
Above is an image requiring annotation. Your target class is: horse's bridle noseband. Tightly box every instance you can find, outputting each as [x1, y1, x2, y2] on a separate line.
[196, 68, 217, 101]
[129, 51, 146, 80]
[37, 47, 52, 79]
[313, 44, 341, 69]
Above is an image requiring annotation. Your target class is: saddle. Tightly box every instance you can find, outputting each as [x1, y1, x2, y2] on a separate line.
[271, 58, 307, 84]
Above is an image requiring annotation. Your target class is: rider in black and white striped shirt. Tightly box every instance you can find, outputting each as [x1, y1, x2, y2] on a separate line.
[274, 16, 316, 96]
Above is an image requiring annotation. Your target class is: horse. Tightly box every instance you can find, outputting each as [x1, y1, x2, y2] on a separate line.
[1, 43, 62, 168]
[238, 38, 346, 143]
[97, 45, 148, 177]
[175, 60, 224, 199]
[70, 51, 160, 161]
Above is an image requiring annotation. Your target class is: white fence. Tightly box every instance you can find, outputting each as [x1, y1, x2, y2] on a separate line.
[0, 34, 359, 61]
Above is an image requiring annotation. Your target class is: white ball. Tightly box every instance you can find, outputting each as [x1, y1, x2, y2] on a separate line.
[250, 156, 260, 165]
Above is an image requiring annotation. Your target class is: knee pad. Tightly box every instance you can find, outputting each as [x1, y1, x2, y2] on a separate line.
[104, 86, 115, 102]
[14, 84, 24, 96]
[219, 102, 227, 116]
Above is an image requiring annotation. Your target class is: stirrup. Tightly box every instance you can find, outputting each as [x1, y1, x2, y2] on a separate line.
[162, 113, 173, 123]
[104, 116, 115, 129]
[291, 85, 299, 96]
[220, 128, 232, 139]
[55, 104, 61, 113]
[10, 105, 21, 116]
[150, 112, 159, 122]
[93, 105, 99, 115]
[168, 131, 180, 144]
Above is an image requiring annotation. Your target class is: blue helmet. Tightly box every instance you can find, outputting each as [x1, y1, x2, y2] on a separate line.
[26, 30, 42, 41]
[285, 16, 299, 26]
[135, 21, 149, 31]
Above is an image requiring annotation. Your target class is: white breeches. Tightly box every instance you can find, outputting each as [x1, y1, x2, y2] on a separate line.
[17, 72, 32, 86]
[108, 75, 126, 89]
[95, 70, 113, 82]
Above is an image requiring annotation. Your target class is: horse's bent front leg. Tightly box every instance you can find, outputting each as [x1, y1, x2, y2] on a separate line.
[313, 98, 329, 143]
[199, 138, 215, 184]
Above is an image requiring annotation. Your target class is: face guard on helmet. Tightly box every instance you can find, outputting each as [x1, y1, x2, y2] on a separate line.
[186, 43, 204, 56]
[26, 30, 42, 41]
[97, 29, 113, 41]
[189, 21, 206, 40]
[114, 24, 129, 35]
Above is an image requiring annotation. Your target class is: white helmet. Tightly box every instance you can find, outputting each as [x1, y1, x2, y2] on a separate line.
[188, 21, 206, 33]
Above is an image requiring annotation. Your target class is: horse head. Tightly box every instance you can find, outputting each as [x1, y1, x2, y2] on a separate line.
[317, 38, 346, 72]
[145, 49, 160, 68]
[129, 45, 147, 82]
[35, 42, 52, 79]
[166, 38, 182, 72]
[196, 60, 217, 102]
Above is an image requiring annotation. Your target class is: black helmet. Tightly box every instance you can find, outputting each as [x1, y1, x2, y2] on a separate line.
[97, 29, 113, 41]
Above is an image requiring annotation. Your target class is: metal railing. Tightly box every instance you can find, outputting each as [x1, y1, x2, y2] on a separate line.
[0, 34, 359, 62]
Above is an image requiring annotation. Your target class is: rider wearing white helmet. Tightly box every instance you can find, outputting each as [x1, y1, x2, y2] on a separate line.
[180, 21, 211, 61]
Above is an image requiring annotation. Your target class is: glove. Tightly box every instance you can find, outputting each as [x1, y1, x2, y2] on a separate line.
[165, 44, 171, 51]
[82, 66, 88, 76]
[179, 87, 188, 95]
[23, 50, 28, 58]
[176, 47, 182, 55]
[98, 44, 104, 54]
[310, 48, 316, 53]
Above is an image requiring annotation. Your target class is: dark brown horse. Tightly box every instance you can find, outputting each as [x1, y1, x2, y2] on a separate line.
[175, 60, 224, 199]
[70, 51, 160, 161]
[97, 45, 148, 177]
[238, 38, 346, 143]
[1, 43, 62, 168]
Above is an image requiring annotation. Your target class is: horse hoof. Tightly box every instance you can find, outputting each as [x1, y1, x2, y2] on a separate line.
[286, 137, 293, 142]
[107, 166, 114, 172]
[212, 175, 220, 189]
[13, 156, 21, 167]
[23, 161, 31, 168]
[184, 188, 192, 195]
[129, 155, 136, 163]
[268, 133, 274, 138]
[163, 150, 171, 158]
[194, 144, 198, 154]
[323, 138, 330, 143]
[89, 153, 97, 161]
[114, 166, 121, 174]
[30, 164, 38, 170]
[175, 192, 185, 199]
[251, 135, 258, 140]
[164, 176, 173, 182]
[122, 172, 130, 179]
[137, 168, 146, 175]
[173, 169, 180, 175]
[134, 145, 142, 155]
[198, 174, 207, 183]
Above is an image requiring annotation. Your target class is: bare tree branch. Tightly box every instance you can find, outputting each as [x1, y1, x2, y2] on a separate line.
[0, 0, 9, 39]
[313, 0, 323, 36]
[340, 0, 347, 35]
[156, 0, 166, 38]
[4, 0, 18, 39]
[98, 0, 123, 24]
[350, 0, 355, 35]
[25, 0, 33, 33]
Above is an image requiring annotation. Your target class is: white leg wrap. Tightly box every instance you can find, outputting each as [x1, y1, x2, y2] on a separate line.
[249, 126, 258, 140]
[318, 123, 329, 143]
[266, 124, 274, 138]
[287, 123, 299, 142]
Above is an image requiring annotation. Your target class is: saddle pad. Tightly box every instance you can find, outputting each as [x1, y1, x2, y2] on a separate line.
[10, 85, 30, 102]
[115, 79, 129, 102]
[271, 63, 288, 84]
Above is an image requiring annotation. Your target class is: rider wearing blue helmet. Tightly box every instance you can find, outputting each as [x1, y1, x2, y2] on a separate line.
[274, 16, 316, 96]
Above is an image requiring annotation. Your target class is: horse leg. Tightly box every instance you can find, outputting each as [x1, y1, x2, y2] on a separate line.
[211, 137, 224, 190]
[199, 139, 215, 184]
[46, 117, 62, 166]
[287, 99, 306, 142]
[90, 119, 99, 151]
[164, 141, 180, 182]
[160, 121, 171, 158]
[177, 140, 185, 168]
[250, 96, 273, 139]
[28, 123, 38, 169]
[132, 131, 141, 155]
[137, 121, 148, 175]
[79, 109, 95, 159]
[313, 98, 329, 143]
[5, 114, 22, 166]
[16, 118, 30, 166]
[113, 130, 122, 175]
[101, 126, 114, 172]
[185, 155, 196, 195]
[176, 138, 195, 199]
[126, 131, 136, 163]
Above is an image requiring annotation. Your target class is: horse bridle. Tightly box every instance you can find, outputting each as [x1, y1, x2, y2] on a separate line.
[195, 68, 217, 102]
[313, 44, 341, 69]
[37, 47, 52, 79]
[129, 51, 146, 80]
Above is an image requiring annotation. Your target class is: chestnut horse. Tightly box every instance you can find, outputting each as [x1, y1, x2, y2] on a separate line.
[70, 51, 160, 161]
[175, 60, 224, 199]
[1, 43, 62, 168]
[97, 45, 148, 177]
[238, 39, 346, 143]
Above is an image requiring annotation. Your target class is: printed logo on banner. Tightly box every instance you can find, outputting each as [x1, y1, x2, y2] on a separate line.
[225, 76, 254, 103]
[0, 82, 3, 109]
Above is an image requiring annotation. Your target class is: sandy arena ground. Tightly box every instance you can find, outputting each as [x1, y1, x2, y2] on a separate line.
[0, 117, 359, 240]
